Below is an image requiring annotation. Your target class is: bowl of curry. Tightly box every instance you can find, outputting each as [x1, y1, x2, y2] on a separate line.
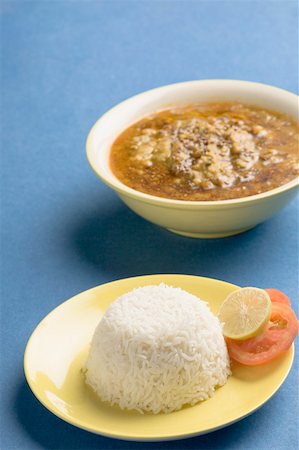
[86, 80, 298, 238]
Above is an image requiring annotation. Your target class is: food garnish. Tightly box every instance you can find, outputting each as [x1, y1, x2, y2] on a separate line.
[218, 287, 271, 340]
[264, 288, 291, 306]
[220, 288, 298, 366]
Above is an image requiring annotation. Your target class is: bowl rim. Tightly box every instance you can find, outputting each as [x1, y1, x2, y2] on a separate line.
[86, 79, 299, 209]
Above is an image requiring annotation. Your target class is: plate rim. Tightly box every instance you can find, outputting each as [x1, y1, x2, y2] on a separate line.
[24, 274, 295, 441]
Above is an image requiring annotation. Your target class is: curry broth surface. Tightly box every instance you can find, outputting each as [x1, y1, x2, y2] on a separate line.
[109, 103, 298, 201]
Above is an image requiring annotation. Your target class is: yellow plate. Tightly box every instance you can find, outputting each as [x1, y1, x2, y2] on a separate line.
[24, 275, 294, 441]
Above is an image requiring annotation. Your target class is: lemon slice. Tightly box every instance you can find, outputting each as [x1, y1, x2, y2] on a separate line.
[218, 287, 271, 340]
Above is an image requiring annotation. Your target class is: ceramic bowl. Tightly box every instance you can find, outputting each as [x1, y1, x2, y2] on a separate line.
[86, 80, 298, 238]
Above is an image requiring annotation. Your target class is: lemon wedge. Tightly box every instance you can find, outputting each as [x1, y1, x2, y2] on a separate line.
[218, 287, 271, 340]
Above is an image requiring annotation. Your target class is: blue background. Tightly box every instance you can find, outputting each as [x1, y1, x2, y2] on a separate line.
[1, 1, 298, 449]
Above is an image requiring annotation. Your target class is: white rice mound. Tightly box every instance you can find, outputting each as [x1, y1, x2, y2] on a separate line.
[85, 283, 231, 414]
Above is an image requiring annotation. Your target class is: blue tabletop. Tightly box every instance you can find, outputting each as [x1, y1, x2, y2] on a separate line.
[1, 1, 298, 449]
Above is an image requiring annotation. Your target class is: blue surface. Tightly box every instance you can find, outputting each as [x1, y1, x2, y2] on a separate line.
[1, 1, 298, 449]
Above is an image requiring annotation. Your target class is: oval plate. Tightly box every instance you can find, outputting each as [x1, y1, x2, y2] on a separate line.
[24, 275, 294, 441]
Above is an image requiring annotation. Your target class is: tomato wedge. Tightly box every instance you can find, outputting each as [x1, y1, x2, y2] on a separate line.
[226, 302, 299, 365]
[265, 288, 291, 306]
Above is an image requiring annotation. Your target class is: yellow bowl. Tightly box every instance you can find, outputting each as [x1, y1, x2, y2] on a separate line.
[86, 80, 298, 238]
[24, 275, 294, 441]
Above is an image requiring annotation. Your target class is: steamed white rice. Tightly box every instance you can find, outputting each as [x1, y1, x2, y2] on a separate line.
[85, 283, 230, 414]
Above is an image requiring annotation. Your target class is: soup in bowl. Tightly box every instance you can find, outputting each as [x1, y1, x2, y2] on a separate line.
[86, 80, 298, 238]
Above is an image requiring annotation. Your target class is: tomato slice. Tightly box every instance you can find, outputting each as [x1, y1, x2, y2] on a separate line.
[226, 303, 299, 366]
[265, 288, 291, 306]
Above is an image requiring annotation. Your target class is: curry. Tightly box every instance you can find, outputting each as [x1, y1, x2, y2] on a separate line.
[109, 103, 298, 201]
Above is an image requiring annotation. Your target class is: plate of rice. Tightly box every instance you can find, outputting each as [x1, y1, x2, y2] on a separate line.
[24, 274, 294, 441]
